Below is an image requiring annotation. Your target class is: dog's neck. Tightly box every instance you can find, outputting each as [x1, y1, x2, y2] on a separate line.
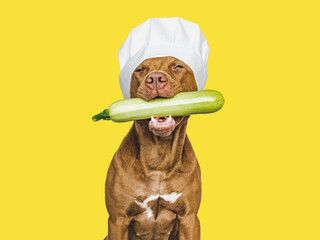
[132, 117, 189, 173]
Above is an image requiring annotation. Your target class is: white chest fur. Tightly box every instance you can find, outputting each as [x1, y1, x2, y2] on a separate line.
[135, 192, 182, 218]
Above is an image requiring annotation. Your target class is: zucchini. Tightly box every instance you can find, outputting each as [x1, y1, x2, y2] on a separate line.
[92, 90, 224, 122]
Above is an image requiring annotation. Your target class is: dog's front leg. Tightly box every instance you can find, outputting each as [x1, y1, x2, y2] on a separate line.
[178, 214, 200, 240]
[107, 216, 131, 240]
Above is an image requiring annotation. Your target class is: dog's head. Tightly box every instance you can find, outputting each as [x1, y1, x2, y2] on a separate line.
[130, 56, 197, 137]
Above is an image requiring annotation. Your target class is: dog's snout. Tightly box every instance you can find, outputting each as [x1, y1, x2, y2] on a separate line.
[145, 72, 167, 86]
[141, 70, 177, 100]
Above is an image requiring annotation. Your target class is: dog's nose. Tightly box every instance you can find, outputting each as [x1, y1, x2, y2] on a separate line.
[145, 72, 168, 89]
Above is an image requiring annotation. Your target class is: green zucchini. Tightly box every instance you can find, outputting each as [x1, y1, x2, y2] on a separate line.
[92, 90, 224, 122]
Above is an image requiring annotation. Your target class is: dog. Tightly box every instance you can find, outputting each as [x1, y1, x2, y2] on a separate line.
[105, 56, 201, 240]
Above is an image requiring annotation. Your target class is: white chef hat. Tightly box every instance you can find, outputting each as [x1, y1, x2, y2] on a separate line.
[118, 17, 209, 99]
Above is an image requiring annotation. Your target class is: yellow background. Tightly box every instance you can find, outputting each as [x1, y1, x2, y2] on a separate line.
[1, 0, 319, 239]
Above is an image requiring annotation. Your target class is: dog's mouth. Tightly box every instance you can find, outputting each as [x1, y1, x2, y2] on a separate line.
[148, 115, 176, 136]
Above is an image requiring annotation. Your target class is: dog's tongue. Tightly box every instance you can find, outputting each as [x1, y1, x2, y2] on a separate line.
[149, 115, 175, 129]
[150, 116, 173, 124]
[155, 116, 169, 123]
[149, 115, 176, 135]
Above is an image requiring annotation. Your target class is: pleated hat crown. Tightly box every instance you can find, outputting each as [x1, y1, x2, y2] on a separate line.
[118, 17, 209, 99]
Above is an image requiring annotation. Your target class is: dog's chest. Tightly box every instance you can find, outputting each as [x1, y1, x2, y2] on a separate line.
[126, 192, 185, 239]
[126, 192, 186, 220]
[126, 172, 186, 218]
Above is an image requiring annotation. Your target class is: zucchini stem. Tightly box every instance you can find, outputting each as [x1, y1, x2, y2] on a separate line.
[92, 109, 111, 122]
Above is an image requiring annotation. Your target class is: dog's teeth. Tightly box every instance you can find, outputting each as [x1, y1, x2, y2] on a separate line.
[168, 115, 172, 121]
[151, 116, 156, 122]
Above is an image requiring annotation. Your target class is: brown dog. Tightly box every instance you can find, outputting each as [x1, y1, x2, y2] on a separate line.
[105, 56, 201, 240]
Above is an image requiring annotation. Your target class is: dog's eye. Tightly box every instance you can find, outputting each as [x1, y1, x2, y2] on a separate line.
[136, 68, 144, 72]
[175, 65, 184, 69]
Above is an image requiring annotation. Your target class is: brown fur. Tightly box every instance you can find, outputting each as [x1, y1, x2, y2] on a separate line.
[105, 57, 201, 240]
